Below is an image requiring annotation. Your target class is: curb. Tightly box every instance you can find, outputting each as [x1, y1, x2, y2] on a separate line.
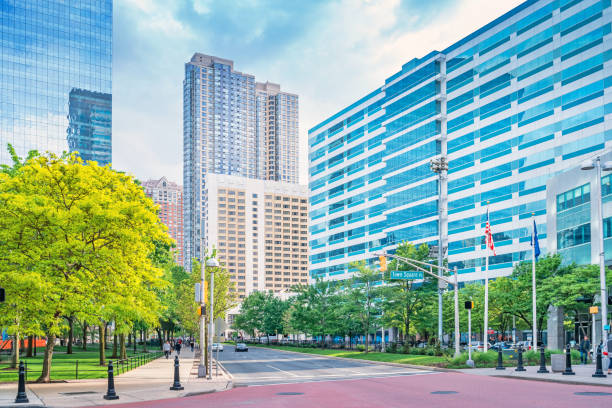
[251, 345, 452, 373]
[485, 373, 612, 388]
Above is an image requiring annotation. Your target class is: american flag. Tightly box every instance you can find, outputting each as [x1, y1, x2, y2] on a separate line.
[485, 207, 496, 256]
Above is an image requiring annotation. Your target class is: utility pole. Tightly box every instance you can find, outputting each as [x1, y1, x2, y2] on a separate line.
[430, 156, 448, 345]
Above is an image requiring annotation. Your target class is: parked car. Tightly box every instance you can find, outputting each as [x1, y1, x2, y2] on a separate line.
[515, 340, 532, 351]
[212, 343, 224, 352]
[490, 342, 511, 351]
[235, 343, 248, 352]
[464, 341, 490, 351]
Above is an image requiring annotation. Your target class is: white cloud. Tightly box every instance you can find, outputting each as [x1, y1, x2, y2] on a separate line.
[111, 0, 524, 185]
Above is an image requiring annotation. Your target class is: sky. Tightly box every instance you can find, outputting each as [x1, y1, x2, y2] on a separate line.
[112, 0, 524, 185]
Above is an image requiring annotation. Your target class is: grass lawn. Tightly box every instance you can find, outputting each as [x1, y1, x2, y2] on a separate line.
[0, 344, 162, 382]
[251, 344, 448, 367]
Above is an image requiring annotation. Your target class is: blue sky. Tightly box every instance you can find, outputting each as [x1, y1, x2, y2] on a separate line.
[112, 0, 522, 184]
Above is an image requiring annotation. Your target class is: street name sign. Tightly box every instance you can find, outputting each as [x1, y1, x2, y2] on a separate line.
[390, 270, 423, 280]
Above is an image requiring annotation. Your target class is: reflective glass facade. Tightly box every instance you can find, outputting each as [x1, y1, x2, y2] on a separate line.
[0, 0, 112, 164]
[309, 0, 612, 283]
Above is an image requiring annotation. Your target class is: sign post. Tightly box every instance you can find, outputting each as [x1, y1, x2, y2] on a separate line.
[466, 300, 474, 367]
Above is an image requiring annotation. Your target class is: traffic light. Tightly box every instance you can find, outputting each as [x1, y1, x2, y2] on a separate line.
[464, 301, 474, 310]
[379, 255, 387, 272]
[197, 305, 206, 316]
[0, 287, 4, 303]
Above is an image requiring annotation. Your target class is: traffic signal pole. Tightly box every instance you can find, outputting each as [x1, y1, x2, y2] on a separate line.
[376, 253, 460, 357]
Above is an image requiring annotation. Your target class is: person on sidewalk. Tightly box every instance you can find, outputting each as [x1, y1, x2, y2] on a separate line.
[163, 341, 171, 359]
[580, 335, 591, 364]
[190, 340, 194, 352]
[175, 340, 182, 356]
[605, 336, 612, 374]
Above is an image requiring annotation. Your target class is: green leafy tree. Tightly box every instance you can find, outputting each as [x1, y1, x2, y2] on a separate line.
[0, 151, 168, 382]
[348, 261, 381, 352]
[381, 242, 436, 342]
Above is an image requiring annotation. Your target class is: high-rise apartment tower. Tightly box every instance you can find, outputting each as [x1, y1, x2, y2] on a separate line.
[183, 54, 300, 272]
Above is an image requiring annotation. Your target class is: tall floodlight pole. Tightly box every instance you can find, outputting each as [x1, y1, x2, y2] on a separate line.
[206, 258, 219, 380]
[581, 157, 612, 343]
[430, 156, 448, 344]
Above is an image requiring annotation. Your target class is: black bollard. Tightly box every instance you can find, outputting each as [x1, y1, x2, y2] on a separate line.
[515, 346, 526, 372]
[170, 355, 184, 390]
[593, 345, 607, 378]
[14, 361, 29, 403]
[495, 348, 505, 370]
[562, 344, 575, 376]
[537, 345, 549, 373]
[103, 361, 119, 400]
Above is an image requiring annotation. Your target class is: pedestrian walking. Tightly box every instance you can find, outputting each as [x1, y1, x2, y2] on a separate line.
[163, 341, 171, 359]
[190, 341, 194, 352]
[579, 335, 591, 364]
[604, 336, 612, 374]
[175, 340, 182, 356]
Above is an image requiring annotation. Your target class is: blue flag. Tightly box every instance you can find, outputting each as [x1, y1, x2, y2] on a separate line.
[531, 219, 541, 260]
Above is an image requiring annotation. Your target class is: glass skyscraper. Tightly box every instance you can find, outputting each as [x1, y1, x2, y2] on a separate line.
[309, 0, 612, 284]
[0, 0, 112, 164]
[183, 54, 300, 270]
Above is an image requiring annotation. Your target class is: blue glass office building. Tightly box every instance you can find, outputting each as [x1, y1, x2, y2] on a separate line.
[0, 0, 112, 164]
[309, 0, 612, 283]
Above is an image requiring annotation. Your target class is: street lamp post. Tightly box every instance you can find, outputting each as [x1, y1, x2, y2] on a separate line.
[198, 257, 219, 378]
[430, 156, 448, 344]
[581, 157, 612, 344]
[206, 258, 219, 380]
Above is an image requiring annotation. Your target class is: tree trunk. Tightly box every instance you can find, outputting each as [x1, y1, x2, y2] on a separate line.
[36, 334, 55, 383]
[82, 322, 88, 350]
[99, 325, 106, 366]
[26, 335, 34, 357]
[143, 329, 147, 352]
[33, 336, 37, 356]
[120, 334, 127, 360]
[105, 323, 111, 349]
[112, 333, 118, 358]
[67, 316, 74, 354]
[10, 333, 20, 369]
[157, 328, 163, 350]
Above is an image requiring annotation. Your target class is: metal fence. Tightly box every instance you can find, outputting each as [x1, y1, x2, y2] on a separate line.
[0, 350, 163, 382]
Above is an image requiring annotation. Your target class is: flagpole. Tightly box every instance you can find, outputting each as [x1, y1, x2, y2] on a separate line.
[484, 202, 490, 353]
[532, 213, 537, 349]
[484, 252, 489, 352]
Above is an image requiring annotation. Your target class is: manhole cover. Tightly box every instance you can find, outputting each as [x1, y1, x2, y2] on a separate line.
[431, 391, 459, 395]
[276, 392, 304, 396]
[574, 392, 612, 396]
[60, 391, 97, 395]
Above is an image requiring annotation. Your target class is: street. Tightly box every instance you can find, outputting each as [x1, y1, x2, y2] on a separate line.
[98, 346, 612, 408]
[217, 344, 433, 385]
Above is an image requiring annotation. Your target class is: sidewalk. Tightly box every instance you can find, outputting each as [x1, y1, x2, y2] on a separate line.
[0, 349, 231, 408]
[457, 362, 612, 387]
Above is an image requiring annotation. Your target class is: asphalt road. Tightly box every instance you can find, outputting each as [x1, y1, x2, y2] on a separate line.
[216, 344, 436, 386]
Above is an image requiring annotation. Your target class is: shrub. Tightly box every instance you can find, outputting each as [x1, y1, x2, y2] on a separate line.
[401, 343, 411, 354]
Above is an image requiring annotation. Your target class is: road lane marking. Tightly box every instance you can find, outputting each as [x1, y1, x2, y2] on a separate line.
[245, 371, 440, 386]
[266, 364, 303, 377]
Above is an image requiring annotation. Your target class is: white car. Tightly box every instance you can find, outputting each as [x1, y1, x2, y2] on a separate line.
[212, 343, 224, 352]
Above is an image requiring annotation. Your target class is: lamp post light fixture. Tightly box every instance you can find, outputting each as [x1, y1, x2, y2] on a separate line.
[205, 257, 219, 380]
[430, 156, 449, 344]
[197, 257, 219, 378]
[580, 156, 612, 343]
